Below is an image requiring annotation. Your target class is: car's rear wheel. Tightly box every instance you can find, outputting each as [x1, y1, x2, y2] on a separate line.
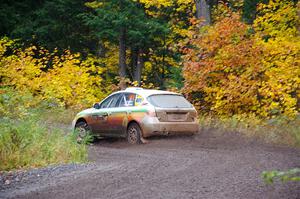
[75, 121, 92, 143]
[127, 123, 142, 144]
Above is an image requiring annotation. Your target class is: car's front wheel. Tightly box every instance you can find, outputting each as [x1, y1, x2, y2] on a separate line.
[75, 121, 93, 143]
[127, 123, 142, 144]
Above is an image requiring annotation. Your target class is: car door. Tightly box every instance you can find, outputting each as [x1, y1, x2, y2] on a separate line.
[92, 94, 118, 135]
[106, 93, 136, 137]
[104, 93, 123, 136]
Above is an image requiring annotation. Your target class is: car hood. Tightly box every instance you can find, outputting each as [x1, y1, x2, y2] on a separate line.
[77, 108, 94, 117]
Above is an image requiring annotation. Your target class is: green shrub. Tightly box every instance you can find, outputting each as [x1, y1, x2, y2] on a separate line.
[0, 88, 87, 171]
[262, 168, 300, 184]
[0, 118, 87, 171]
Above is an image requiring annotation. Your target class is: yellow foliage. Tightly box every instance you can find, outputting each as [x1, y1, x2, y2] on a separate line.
[137, 0, 173, 8]
[254, 0, 299, 39]
[85, 1, 104, 9]
[97, 42, 119, 77]
[254, 0, 300, 117]
[136, 0, 194, 8]
[0, 39, 108, 108]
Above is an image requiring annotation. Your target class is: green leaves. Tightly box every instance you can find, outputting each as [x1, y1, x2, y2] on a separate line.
[262, 168, 300, 184]
[0, 90, 88, 171]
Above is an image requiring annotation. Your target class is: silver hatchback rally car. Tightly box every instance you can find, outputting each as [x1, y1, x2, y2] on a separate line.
[72, 87, 199, 144]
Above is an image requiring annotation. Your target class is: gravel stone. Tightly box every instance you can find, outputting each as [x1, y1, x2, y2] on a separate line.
[0, 130, 299, 199]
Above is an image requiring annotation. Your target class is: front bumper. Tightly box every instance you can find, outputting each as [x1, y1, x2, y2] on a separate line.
[140, 117, 199, 138]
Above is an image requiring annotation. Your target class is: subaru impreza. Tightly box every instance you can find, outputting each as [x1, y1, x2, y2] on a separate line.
[72, 87, 199, 144]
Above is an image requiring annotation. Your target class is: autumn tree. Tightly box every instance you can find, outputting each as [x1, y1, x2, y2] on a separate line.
[253, 0, 300, 117]
[183, 0, 299, 118]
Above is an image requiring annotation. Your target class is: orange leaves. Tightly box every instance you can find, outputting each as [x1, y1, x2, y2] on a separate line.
[182, 2, 300, 118]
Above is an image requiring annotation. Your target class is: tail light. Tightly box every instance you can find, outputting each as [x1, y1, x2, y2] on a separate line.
[188, 111, 197, 121]
[146, 109, 156, 117]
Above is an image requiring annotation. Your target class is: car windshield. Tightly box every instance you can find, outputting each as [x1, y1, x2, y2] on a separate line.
[147, 94, 192, 108]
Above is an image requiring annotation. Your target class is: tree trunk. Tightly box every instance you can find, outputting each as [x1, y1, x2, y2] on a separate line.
[96, 40, 109, 82]
[160, 36, 167, 89]
[119, 26, 127, 89]
[130, 47, 138, 81]
[96, 40, 105, 58]
[134, 49, 144, 86]
[195, 0, 211, 25]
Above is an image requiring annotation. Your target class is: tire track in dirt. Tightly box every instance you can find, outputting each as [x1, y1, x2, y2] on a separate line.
[1, 130, 299, 199]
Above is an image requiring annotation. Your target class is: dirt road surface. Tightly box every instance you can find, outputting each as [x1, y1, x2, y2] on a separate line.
[1, 130, 300, 199]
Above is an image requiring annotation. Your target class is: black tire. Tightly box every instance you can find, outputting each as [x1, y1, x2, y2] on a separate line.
[127, 123, 142, 144]
[75, 121, 93, 143]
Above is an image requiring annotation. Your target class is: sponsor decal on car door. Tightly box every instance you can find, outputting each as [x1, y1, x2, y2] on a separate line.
[92, 94, 117, 135]
[107, 93, 136, 135]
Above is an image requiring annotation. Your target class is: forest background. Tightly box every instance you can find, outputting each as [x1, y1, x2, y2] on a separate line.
[0, 0, 299, 171]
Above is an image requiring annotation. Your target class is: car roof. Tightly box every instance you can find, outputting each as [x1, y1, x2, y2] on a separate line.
[113, 87, 181, 98]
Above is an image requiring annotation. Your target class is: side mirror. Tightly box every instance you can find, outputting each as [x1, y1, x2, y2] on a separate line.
[93, 103, 101, 109]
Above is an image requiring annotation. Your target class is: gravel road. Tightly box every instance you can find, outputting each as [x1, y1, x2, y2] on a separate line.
[1, 130, 299, 199]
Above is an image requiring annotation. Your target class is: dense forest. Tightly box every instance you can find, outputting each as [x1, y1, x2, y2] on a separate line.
[1, 0, 299, 117]
[0, 0, 299, 170]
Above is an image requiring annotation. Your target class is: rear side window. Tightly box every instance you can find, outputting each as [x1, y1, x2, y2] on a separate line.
[147, 94, 192, 108]
[119, 93, 136, 107]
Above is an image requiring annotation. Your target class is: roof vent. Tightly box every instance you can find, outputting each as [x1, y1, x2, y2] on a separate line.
[125, 87, 143, 91]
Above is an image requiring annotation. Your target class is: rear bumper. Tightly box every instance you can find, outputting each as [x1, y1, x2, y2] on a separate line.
[140, 117, 199, 138]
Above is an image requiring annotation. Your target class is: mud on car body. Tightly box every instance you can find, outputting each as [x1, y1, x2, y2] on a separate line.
[72, 87, 199, 144]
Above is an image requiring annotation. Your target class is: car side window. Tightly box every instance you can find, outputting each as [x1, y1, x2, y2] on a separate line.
[119, 93, 136, 107]
[100, 95, 114, 109]
[108, 94, 122, 108]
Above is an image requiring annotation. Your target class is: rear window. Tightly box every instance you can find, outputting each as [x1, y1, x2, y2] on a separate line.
[147, 94, 192, 108]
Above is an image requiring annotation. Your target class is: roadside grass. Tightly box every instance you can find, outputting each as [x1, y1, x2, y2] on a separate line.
[0, 117, 87, 171]
[39, 107, 79, 126]
[198, 114, 300, 147]
[0, 89, 88, 171]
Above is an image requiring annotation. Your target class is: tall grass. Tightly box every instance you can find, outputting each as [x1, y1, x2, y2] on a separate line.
[0, 118, 87, 171]
[198, 114, 300, 147]
[0, 89, 87, 171]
